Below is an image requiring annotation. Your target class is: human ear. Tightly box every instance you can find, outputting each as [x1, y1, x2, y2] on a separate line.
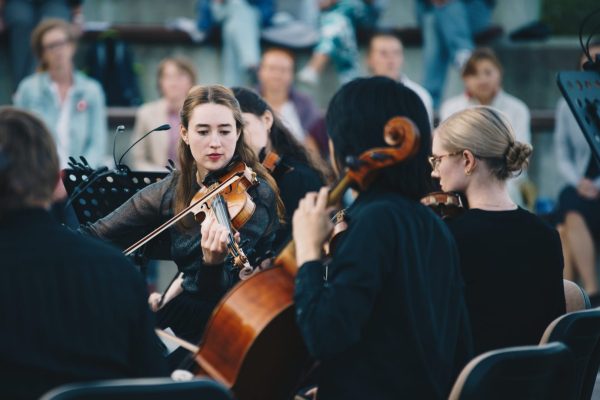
[180, 125, 189, 145]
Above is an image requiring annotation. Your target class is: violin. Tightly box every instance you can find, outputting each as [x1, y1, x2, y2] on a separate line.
[420, 191, 465, 220]
[323, 209, 348, 257]
[123, 161, 259, 278]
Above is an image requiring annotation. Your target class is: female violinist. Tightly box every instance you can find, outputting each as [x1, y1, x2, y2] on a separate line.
[292, 77, 473, 399]
[431, 106, 565, 355]
[81, 85, 283, 348]
[232, 87, 325, 250]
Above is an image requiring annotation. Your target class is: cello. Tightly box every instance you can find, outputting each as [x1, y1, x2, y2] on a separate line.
[187, 116, 420, 400]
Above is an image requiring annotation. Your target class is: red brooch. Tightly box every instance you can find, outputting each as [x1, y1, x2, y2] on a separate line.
[76, 99, 88, 112]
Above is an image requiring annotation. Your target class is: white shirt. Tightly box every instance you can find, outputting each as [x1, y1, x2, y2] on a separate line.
[440, 90, 531, 146]
[50, 82, 74, 169]
[279, 100, 305, 141]
[400, 75, 434, 128]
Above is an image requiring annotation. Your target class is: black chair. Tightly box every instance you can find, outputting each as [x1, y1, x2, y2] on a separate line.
[40, 377, 233, 400]
[448, 342, 575, 400]
[540, 309, 600, 400]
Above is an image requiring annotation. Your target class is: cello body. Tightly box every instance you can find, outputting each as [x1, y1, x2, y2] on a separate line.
[194, 267, 308, 400]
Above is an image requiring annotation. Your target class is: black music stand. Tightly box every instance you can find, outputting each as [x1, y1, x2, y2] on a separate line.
[557, 71, 600, 163]
[63, 167, 168, 223]
[62, 167, 171, 268]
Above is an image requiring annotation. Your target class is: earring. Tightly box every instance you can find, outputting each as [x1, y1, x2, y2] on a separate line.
[465, 169, 472, 176]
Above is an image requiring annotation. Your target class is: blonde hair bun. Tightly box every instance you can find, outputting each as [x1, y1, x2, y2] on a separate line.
[505, 141, 532, 175]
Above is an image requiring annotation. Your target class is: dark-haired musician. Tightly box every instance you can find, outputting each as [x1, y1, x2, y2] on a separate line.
[292, 77, 473, 399]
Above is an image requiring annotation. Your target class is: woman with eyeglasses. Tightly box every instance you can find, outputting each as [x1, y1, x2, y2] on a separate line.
[14, 18, 107, 169]
[431, 106, 565, 356]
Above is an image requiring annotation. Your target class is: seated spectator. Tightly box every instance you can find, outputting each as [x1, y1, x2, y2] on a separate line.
[416, 0, 495, 108]
[366, 31, 434, 126]
[0, 107, 167, 399]
[232, 86, 325, 250]
[197, 0, 274, 86]
[432, 106, 565, 355]
[13, 18, 107, 168]
[297, 0, 381, 86]
[260, 0, 320, 49]
[440, 48, 531, 206]
[1, 0, 84, 92]
[553, 43, 600, 302]
[257, 47, 329, 159]
[129, 56, 197, 171]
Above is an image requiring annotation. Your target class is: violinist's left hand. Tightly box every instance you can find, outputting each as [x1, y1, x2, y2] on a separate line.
[201, 214, 238, 265]
[293, 187, 334, 266]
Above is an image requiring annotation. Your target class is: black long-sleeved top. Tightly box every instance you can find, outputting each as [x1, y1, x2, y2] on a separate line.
[0, 208, 167, 400]
[271, 156, 323, 251]
[446, 207, 566, 355]
[294, 190, 473, 400]
[81, 172, 279, 297]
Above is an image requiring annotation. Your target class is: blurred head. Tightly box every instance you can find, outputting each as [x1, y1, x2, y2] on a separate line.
[31, 19, 77, 71]
[0, 107, 60, 214]
[367, 32, 404, 81]
[258, 48, 295, 93]
[232, 86, 315, 167]
[431, 106, 532, 192]
[462, 48, 503, 103]
[326, 77, 432, 199]
[157, 57, 197, 104]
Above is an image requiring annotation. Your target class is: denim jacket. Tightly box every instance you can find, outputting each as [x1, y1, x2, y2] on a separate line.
[14, 71, 107, 167]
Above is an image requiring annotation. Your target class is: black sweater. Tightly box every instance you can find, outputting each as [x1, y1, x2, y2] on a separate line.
[294, 190, 473, 400]
[0, 208, 167, 399]
[446, 207, 566, 355]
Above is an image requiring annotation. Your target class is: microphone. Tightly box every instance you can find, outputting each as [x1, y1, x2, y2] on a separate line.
[116, 124, 171, 172]
[112, 125, 126, 170]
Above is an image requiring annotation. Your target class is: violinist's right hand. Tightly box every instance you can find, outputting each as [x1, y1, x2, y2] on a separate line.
[201, 214, 237, 265]
[148, 292, 163, 312]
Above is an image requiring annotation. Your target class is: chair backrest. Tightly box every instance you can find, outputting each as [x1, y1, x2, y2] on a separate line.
[448, 342, 575, 400]
[40, 377, 233, 400]
[564, 279, 591, 313]
[540, 309, 600, 400]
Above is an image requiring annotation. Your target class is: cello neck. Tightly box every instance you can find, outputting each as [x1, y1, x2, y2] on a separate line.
[276, 174, 353, 277]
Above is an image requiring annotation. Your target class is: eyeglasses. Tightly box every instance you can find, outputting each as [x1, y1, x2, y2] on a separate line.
[43, 38, 72, 52]
[428, 151, 462, 170]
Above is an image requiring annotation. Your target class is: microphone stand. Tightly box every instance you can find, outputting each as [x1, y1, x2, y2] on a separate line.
[115, 123, 171, 174]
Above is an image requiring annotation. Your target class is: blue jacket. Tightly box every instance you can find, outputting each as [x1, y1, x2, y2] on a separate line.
[14, 71, 107, 168]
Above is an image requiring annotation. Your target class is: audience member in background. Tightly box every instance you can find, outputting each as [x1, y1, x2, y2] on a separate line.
[14, 18, 107, 168]
[257, 47, 329, 159]
[130, 57, 197, 171]
[553, 43, 600, 302]
[233, 87, 324, 250]
[297, 0, 381, 86]
[0, 107, 166, 400]
[440, 48, 531, 207]
[432, 106, 565, 356]
[196, 0, 274, 86]
[0, 0, 84, 92]
[366, 31, 433, 126]
[416, 0, 495, 108]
